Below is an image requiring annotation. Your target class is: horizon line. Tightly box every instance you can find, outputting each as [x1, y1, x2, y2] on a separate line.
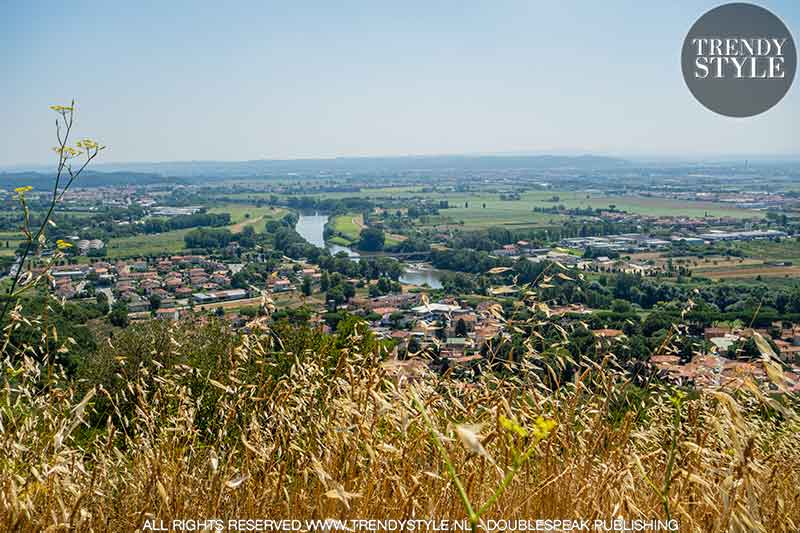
[4, 151, 800, 171]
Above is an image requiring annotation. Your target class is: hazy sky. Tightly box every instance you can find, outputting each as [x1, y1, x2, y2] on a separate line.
[2, 1, 798, 166]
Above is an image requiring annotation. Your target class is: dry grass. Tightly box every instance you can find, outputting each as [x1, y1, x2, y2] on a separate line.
[1, 315, 799, 533]
[693, 265, 800, 280]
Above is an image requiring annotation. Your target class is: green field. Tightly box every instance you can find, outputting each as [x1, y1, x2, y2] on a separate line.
[207, 204, 286, 224]
[423, 200, 567, 229]
[528, 190, 761, 218]
[224, 186, 758, 220]
[328, 213, 362, 244]
[384, 234, 403, 247]
[208, 205, 287, 232]
[423, 190, 759, 228]
[221, 186, 422, 202]
[731, 238, 800, 262]
[223, 187, 758, 229]
[326, 213, 405, 247]
[106, 204, 288, 257]
[668, 238, 800, 283]
[106, 228, 191, 258]
[102, 189, 763, 257]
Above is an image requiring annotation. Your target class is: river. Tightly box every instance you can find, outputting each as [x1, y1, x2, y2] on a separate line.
[294, 213, 443, 289]
[294, 213, 360, 257]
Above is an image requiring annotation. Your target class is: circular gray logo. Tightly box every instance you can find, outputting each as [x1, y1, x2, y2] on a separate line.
[682, 2, 796, 117]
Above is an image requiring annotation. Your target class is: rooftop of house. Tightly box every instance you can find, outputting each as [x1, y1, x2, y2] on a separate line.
[593, 329, 624, 338]
[412, 303, 462, 315]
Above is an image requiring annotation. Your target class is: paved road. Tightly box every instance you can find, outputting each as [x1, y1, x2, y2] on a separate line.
[98, 287, 115, 306]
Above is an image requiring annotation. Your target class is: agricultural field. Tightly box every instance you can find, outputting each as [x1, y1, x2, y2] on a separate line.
[418, 195, 568, 229]
[207, 204, 287, 233]
[325, 212, 405, 247]
[106, 204, 288, 257]
[330, 213, 362, 241]
[694, 264, 800, 280]
[105, 228, 191, 258]
[730, 238, 800, 263]
[630, 252, 762, 270]
[218, 185, 760, 231]
[353, 189, 753, 224]
[207, 204, 286, 225]
[412, 188, 749, 219]
[222, 186, 423, 202]
[514, 190, 761, 218]
[639, 237, 800, 281]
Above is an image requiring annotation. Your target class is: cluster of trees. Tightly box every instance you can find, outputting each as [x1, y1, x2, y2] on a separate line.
[322, 272, 356, 308]
[184, 227, 234, 249]
[474, 296, 726, 385]
[3, 207, 145, 245]
[142, 212, 230, 234]
[517, 263, 800, 326]
[440, 271, 483, 294]
[109, 301, 129, 328]
[427, 249, 800, 333]
[267, 218, 404, 282]
[669, 242, 746, 258]
[3, 204, 237, 248]
[271, 225, 321, 260]
[358, 227, 385, 251]
[446, 221, 639, 252]
[184, 225, 258, 251]
[407, 204, 441, 218]
[368, 277, 401, 297]
[431, 249, 511, 273]
[609, 273, 800, 316]
[230, 257, 282, 288]
[583, 246, 619, 259]
[387, 236, 430, 254]
[0, 294, 101, 372]
[500, 192, 521, 201]
[284, 196, 375, 214]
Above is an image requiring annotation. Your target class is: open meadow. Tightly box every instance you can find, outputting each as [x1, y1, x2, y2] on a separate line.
[629, 238, 800, 281]
[105, 205, 288, 257]
[105, 228, 191, 258]
[329, 213, 363, 243]
[220, 187, 760, 230]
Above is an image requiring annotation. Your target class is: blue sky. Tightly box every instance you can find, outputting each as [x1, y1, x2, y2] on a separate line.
[1, 1, 798, 166]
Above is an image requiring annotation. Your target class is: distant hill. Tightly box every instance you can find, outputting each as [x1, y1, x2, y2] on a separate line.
[89, 154, 630, 178]
[0, 170, 183, 191]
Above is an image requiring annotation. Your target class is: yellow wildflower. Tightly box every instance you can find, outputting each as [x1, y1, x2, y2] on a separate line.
[532, 416, 557, 440]
[499, 415, 528, 438]
[76, 138, 100, 150]
[52, 146, 83, 158]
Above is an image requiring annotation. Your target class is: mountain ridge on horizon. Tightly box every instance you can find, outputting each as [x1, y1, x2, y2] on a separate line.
[82, 153, 634, 177]
[2, 154, 629, 178]
[3, 153, 799, 186]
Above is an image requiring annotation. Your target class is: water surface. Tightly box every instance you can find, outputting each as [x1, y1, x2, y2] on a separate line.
[296, 213, 443, 288]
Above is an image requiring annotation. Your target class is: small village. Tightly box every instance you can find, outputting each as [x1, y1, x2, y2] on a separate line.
[44, 249, 800, 396]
